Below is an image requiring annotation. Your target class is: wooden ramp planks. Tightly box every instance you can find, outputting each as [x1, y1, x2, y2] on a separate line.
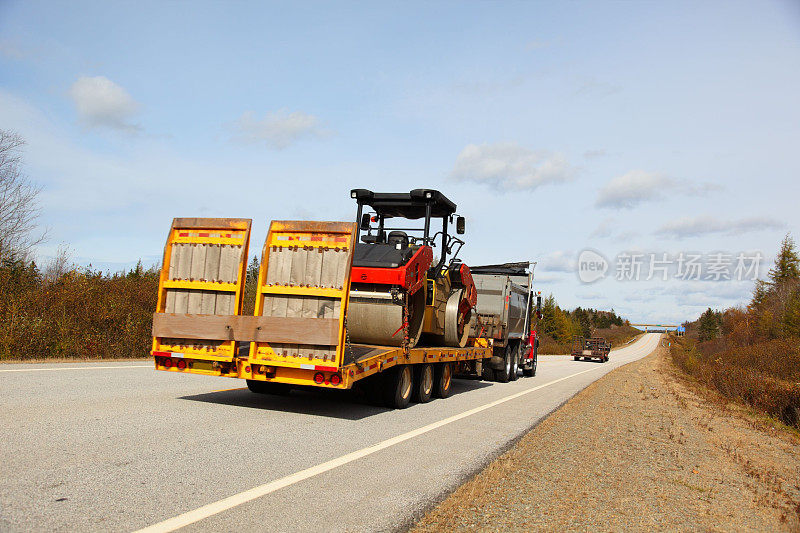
[152, 218, 252, 360]
[252, 221, 357, 368]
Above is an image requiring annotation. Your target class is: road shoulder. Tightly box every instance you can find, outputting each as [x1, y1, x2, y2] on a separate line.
[413, 345, 800, 531]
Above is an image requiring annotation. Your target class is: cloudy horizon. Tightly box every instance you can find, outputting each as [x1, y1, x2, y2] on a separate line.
[1, 0, 798, 324]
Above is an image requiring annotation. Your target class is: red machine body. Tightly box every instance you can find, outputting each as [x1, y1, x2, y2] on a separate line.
[351, 246, 433, 296]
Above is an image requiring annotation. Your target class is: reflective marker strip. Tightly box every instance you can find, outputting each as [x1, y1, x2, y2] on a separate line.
[300, 364, 338, 372]
[152, 351, 184, 358]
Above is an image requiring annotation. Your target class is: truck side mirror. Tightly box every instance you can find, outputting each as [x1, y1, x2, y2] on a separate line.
[360, 213, 371, 231]
[536, 295, 543, 319]
[456, 216, 466, 235]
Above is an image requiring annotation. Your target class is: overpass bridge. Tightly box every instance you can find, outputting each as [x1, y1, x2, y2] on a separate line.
[630, 323, 685, 336]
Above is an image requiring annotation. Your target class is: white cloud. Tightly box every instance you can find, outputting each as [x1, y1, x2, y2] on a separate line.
[596, 170, 722, 209]
[534, 273, 565, 283]
[595, 170, 672, 209]
[231, 109, 327, 149]
[655, 215, 784, 239]
[576, 292, 607, 301]
[450, 142, 574, 191]
[541, 250, 575, 273]
[69, 76, 140, 132]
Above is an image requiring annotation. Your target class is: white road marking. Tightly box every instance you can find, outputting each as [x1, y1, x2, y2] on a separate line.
[134, 335, 659, 533]
[0, 365, 152, 373]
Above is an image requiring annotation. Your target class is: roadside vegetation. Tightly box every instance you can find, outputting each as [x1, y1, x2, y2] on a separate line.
[0, 259, 159, 360]
[0, 129, 157, 361]
[536, 295, 638, 354]
[671, 234, 800, 428]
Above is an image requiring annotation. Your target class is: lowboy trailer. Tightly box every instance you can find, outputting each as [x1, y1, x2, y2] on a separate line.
[151, 190, 539, 408]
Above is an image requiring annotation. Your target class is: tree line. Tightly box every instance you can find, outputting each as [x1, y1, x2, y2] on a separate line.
[674, 234, 800, 427]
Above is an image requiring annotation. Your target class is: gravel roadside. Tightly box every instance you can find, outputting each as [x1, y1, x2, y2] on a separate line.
[413, 344, 800, 532]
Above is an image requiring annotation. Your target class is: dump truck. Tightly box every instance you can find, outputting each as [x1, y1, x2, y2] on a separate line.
[469, 262, 540, 382]
[570, 336, 611, 362]
[151, 189, 540, 408]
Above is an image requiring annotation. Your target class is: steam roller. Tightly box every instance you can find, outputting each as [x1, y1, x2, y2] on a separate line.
[347, 189, 477, 348]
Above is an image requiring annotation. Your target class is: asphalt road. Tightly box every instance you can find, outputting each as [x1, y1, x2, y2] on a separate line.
[1, 333, 662, 532]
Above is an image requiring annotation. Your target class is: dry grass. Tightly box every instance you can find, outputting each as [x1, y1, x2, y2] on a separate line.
[414, 346, 800, 532]
[0, 262, 159, 361]
[671, 335, 800, 428]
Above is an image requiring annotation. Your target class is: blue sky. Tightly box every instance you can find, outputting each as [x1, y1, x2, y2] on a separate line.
[1, 0, 799, 323]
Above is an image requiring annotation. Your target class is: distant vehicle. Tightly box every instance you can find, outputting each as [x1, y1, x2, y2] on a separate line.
[571, 336, 611, 363]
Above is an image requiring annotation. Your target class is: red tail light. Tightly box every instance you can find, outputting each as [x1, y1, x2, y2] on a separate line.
[314, 372, 325, 384]
[176, 359, 187, 370]
[329, 373, 342, 386]
[163, 358, 173, 369]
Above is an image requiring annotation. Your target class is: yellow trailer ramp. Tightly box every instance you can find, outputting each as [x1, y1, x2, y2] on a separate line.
[247, 221, 357, 387]
[151, 218, 252, 370]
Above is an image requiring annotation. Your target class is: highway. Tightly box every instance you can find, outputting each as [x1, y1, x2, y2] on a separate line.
[0, 333, 662, 532]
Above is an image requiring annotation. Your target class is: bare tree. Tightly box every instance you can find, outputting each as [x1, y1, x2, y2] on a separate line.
[0, 130, 46, 262]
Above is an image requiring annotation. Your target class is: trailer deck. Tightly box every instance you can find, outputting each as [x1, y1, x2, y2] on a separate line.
[152, 217, 493, 406]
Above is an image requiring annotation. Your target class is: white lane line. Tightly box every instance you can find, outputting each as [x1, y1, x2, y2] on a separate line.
[0, 365, 152, 373]
[133, 338, 660, 533]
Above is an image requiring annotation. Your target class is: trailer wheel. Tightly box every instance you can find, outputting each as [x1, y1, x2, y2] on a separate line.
[523, 348, 537, 377]
[383, 365, 413, 409]
[434, 363, 453, 398]
[246, 380, 291, 395]
[509, 343, 519, 381]
[494, 345, 513, 383]
[413, 364, 434, 403]
[573, 356, 580, 361]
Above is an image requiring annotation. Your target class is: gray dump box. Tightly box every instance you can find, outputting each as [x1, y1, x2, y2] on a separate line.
[469, 262, 539, 381]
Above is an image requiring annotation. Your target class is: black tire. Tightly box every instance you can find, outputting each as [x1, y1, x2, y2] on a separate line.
[246, 380, 291, 395]
[523, 347, 537, 377]
[413, 364, 434, 403]
[494, 344, 513, 383]
[481, 363, 494, 381]
[434, 362, 453, 398]
[383, 365, 413, 409]
[509, 343, 519, 381]
[573, 356, 580, 361]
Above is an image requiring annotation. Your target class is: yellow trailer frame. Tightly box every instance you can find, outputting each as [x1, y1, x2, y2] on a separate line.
[152, 218, 493, 392]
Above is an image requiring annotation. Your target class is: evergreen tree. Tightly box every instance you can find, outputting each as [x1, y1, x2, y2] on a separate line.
[698, 307, 722, 341]
[247, 255, 260, 285]
[782, 289, 800, 337]
[750, 279, 769, 309]
[768, 233, 800, 284]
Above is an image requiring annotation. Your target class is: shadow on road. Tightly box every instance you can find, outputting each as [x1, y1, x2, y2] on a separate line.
[179, 377, 492, 420]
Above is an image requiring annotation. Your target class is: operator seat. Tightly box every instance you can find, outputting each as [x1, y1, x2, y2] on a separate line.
[387, 231, 409, 248]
